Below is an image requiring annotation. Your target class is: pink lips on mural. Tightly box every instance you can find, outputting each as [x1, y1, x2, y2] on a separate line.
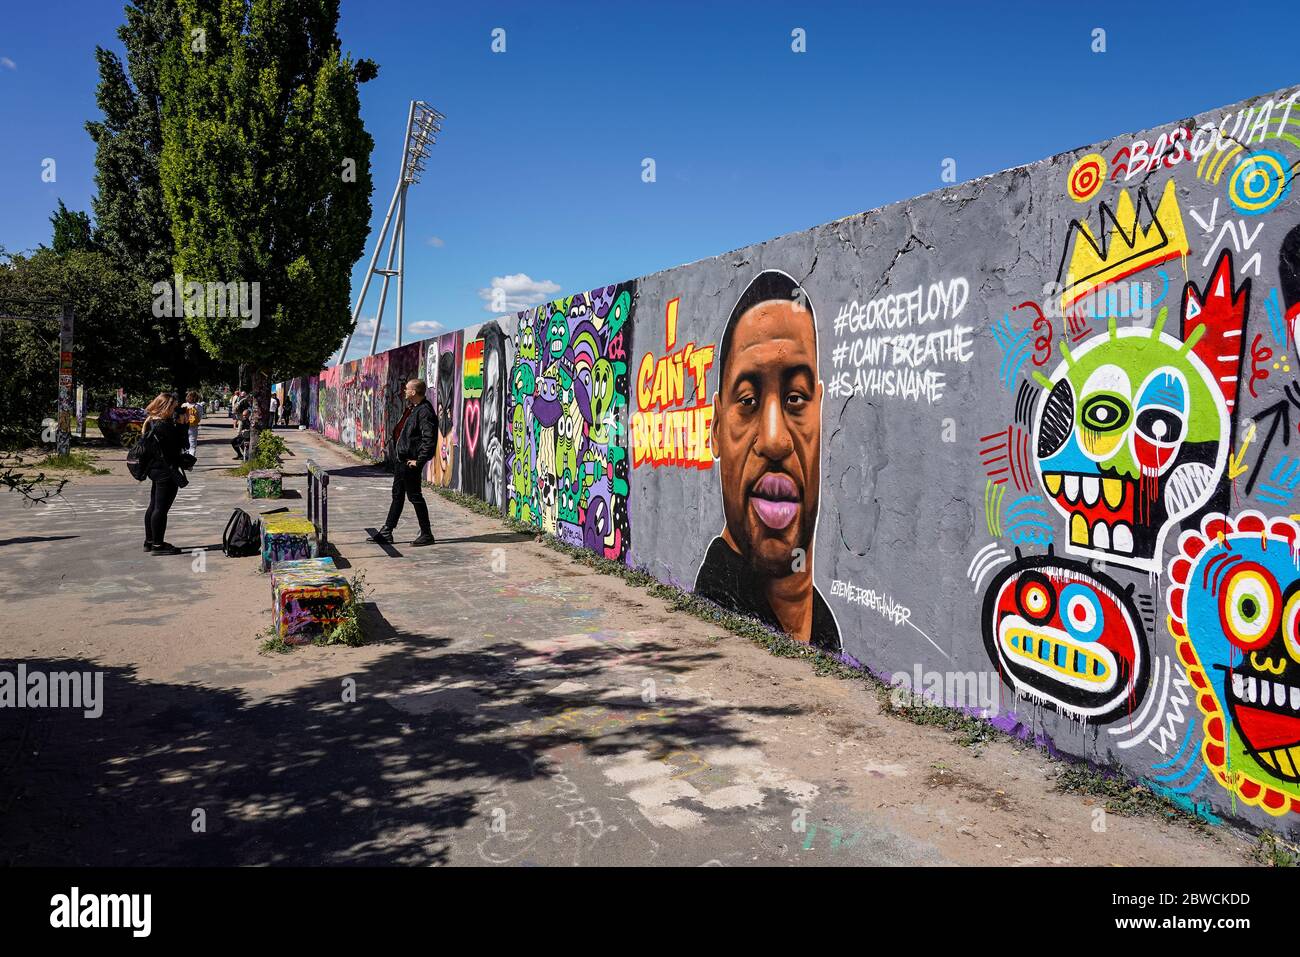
[749, 472, 800, 530]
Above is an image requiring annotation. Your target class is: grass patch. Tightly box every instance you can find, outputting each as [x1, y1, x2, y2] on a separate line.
[28, 451, 109, 475]
[227, 429, 289, 476]
[1252, 832, 1300, 867]
[1053, 762, 1208, 831]
[313, 572, 369, 648]
[258, 629, 294, 655]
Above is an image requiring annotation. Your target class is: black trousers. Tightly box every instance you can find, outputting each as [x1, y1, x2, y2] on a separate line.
[145, 476, 179, 544]
[385, 463, 431, 534]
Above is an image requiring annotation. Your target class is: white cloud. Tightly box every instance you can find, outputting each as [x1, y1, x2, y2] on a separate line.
[426, 236, 445, 247]
[408, 320, 442, 335]
[478, 272, 561, 314]
[0, 57, 16, 70]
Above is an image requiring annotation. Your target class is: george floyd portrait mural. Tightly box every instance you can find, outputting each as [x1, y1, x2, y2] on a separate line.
[286, 85, 1300, 836]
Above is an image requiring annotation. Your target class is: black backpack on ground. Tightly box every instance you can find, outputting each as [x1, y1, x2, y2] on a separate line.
[222, 508, 261, 557]
[126, 425, 156, 481]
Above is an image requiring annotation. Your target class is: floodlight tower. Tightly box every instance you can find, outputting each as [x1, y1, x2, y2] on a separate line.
[339, 100, 445, 362]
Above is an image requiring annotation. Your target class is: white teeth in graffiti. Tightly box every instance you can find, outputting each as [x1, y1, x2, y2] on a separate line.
[1227, 669, 1300, 714]
[1063, 475, 1080, 502]
[1082, 476, 1100, 505]
[1112, 523, 1134, 553]
[1092, 521, 1110, 549]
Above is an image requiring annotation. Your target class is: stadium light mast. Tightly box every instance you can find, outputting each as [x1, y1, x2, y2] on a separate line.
[339, 100, 444, 362]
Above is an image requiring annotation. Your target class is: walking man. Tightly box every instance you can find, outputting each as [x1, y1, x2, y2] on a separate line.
[369, 378, 436, 547]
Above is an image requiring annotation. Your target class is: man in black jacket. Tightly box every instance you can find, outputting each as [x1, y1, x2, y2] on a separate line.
[370, 379, 437, 546]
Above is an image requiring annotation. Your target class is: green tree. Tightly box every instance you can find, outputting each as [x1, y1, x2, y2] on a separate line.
[50, 201, 96, 255]
[159, 0, 376, 426]
[87, 0, 229, 393]
[0, 245, 165, 442]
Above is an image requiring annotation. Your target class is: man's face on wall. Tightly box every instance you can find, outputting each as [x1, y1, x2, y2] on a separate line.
[712, 299, 822, 577]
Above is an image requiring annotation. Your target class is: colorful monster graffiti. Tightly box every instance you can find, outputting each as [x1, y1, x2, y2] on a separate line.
[982, 550, 1149, 722]
[1168, 512, 1300, 815]
[459, 321, 511, 509]
[507, 284, 634, 560]
[1031, 257, 1246, 574]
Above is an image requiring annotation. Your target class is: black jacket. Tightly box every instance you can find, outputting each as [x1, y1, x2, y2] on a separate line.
[144, 418, 187, 482]
[694, 536, 841, 652]
[391, 398, 436, 468]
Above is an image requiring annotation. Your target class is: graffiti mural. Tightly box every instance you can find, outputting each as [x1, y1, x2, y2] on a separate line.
[423, 331, 462, 487]
[982, 551, 1149, 722]
[507, 284, 633, 560]
[692, 271, 840, 651]
[1168, 512, 1300, 815]
[458, 321, 511, 510]
[290, 85, 1300, 836]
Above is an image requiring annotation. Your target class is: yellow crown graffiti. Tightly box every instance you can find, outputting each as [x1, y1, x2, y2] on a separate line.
[1058, 179, 1190, 313]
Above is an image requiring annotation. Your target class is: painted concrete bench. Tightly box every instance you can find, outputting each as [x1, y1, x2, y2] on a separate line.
[259, 511, 318, 572]
[248, 468, 283, 499]
[269, 556, 351, 643]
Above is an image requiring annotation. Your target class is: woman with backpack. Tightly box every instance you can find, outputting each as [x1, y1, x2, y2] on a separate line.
[140, 393, 195, 556]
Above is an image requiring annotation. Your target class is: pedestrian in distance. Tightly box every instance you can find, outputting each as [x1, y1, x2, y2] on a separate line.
[268, 393, 279, 430]
[368, 378, 436, 547]
[180, 390, 202, 458]
[141, 393, 195, 556]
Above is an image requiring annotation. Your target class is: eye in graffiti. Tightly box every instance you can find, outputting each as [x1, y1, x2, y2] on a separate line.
[1059, 583, 1104, 643]
[1036, 378, 1073, 459]
[1130, 367, 1188, 475]
[1080, 394, 1129, 433]
[1016, 571, 1055, 624]
[1219, 562, 1280, 651]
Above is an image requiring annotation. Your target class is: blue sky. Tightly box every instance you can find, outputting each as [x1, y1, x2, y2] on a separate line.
[0, 0, 1294, 363]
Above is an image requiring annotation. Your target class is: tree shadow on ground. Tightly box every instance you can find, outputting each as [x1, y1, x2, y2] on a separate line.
[0, 619, 799, 865]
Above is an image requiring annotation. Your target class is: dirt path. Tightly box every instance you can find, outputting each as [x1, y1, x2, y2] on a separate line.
[0, 423, 1257, 865]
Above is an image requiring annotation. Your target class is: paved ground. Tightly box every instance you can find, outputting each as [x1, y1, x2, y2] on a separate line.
[0, 422, 1260, 866]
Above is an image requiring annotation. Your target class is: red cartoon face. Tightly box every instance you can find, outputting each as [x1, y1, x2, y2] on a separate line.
[983, 555, 1148, 722]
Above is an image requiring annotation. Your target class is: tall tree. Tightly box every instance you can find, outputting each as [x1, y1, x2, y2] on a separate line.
[86, 0, 225, 392]
[50, 201, 96, 255]
[159, 0, 376, 427]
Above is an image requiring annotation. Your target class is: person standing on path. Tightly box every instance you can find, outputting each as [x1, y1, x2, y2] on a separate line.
[369, 379, 436, 547]
[180, 390, 202, 458]
[268, 393, 279, 430]
[141, 393, 194, 556]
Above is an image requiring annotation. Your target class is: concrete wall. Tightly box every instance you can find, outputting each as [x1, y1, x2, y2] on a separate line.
[290, 84, 1300, 836]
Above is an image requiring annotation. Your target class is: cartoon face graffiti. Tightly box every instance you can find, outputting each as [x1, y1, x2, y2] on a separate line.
[518, 312, 539, 362]
[547, 306, 571, 362]
[982, 554, 1149, 722]
[1033, 324, 1228, 572]
[588, 357, 616, 444]
[1168, 512, 1300, 815]
[558, 468, 580, 524]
